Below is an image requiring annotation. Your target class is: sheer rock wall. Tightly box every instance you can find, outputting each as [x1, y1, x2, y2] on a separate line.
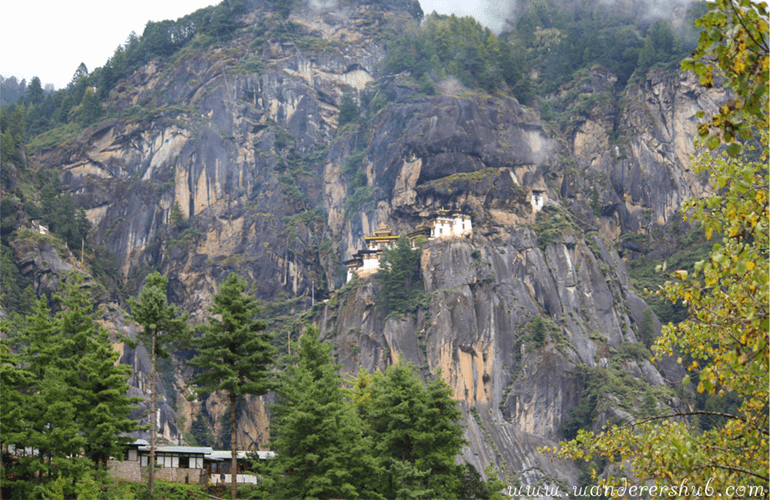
[23, 0, 718, 486]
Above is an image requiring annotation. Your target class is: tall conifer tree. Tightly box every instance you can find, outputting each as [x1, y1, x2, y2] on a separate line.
[128, 271, 189, 493]
[366, 362, 466, 498]
[189, 272, 275, 500]
[263, 325, 380, 500]
[1, 273, 137, 499]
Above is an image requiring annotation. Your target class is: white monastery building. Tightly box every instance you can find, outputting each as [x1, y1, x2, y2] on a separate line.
[424, 212, 472, 238]
[344, 211, 472, 282]
[531, 190, 546, 213]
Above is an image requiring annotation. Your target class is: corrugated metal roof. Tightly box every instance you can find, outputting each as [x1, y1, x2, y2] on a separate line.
[138, 446, 213, 454]
[207, 450, 275, 460]
[136, 446, 274, 459]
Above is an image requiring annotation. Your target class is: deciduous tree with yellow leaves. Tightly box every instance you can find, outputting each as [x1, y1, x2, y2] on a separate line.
[548, 0, 769, 495]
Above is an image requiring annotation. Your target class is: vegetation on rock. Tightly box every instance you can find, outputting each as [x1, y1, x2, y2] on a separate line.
[377, 235, 428, 316]
[382, 13, 532, 102]
[549, 0, 769, 492]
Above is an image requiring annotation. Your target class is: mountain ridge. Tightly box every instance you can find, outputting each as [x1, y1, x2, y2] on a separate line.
[1, 0, 723, 488]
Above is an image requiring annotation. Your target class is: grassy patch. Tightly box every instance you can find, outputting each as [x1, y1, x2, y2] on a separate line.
[167, 227, 201, 250]
[521, 315, 562, 349]
[279, 206, 327, 239]
[628, 227, 713, 325]
[341, 149, 374, 217]
[530, 206, 579, 251]
[26, 123, 84, 155]
[234, 53, 264, 75]
[561, 340, 673, 440]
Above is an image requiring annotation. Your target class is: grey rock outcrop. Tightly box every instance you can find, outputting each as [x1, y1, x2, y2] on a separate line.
[21, 0, 716, 488]
[10, 236, 77, 299]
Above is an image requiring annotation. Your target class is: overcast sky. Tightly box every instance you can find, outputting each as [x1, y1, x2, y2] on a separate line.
[0, 0, 507, 90]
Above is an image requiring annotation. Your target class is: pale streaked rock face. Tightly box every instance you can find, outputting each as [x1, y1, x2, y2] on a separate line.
[22, 0, 718, 488]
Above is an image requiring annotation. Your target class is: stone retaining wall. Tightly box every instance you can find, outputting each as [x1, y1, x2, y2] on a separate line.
[106, 460, 208, 485]
[107, 460, 141, 483]
[145, 466, 208, 485]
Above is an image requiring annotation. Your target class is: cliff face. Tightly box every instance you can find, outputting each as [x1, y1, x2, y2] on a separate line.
[320, 229, 681, 484]
[29, 0, 421, 451]
[556, 67, 722, 253]
[23, 0, 720, 487]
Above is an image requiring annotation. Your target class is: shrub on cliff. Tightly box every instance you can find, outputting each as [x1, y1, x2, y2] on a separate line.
[377, 234, 428, 316]
[549, 0, 769, 492]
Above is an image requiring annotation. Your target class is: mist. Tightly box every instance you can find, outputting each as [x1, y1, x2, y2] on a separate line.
[419, 0, 516, 33]
[419, 0, 699, 34]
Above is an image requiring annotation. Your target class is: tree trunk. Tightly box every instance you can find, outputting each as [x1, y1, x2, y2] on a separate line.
[230, 394, 237, 500]
[149, 336, 156, 493]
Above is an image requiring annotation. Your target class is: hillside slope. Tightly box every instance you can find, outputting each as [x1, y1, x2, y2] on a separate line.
[4, 0, 724, 488]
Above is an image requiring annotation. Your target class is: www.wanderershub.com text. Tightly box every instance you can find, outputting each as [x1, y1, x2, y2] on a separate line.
[507, 478, 766, 498]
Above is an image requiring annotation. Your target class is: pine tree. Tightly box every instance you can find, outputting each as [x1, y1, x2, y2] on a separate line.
[263, 325, 380, 500]
[337, 94, 360, 128]
[54, 273, 139, 468]
[27, 76, 44, 105]
[377, 235, 425, 315]
[638, 308, 655, 348]
[639, 389, 658, 418]
[190, 410, 215, 447]
[366, 362, 466, 498]
[0, 341, 32, 498]
[76, 330, 140, 467]
[1, 274, 138, 498]
[128, 271, 190, 493]
[189, 272, 275, 500]
[69, 62, 89, 89]
[169, 201, 185, 228]
[0, 105, 25, 167]
[23, 371, 88, 499]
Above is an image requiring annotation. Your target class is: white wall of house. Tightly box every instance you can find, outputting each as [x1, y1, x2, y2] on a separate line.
[455, 215, 471, 236]
[160, 454, 178, 468]
[431, 215, 472, 238]
[346, 253, 380, 283]
[211, 474, 258, 485]
[531, 192, 546, 212]
[139, 453, 203, 468]
[361, 254, 380, 271]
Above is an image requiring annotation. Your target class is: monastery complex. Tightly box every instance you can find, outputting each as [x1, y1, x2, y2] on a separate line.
[344, 211, 472, 282]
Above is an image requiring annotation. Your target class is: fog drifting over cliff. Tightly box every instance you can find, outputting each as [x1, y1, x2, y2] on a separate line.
[419, 0, 697, 34]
